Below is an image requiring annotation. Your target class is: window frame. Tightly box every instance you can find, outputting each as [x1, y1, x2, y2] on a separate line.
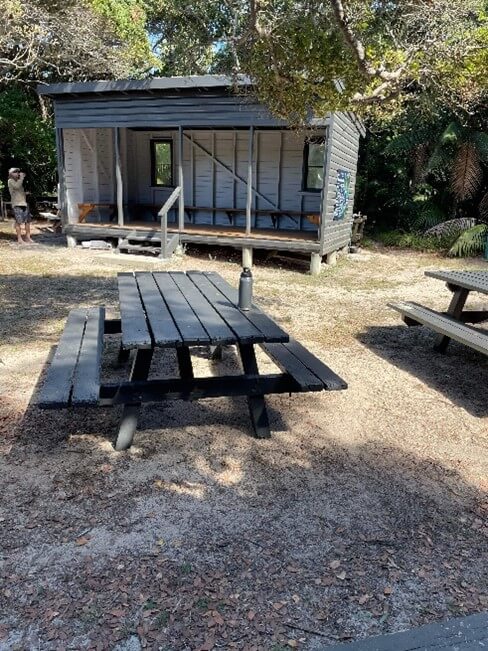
[302, 136, 326, 193]
[150, 138, 174, 188]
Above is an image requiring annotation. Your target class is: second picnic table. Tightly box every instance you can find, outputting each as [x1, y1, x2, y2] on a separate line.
[39, 270, 347, 450]
[390, 269, 488, 356]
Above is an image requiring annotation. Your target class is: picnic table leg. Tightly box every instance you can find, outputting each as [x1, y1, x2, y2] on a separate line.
[176, 346, 194, 379]
[238, 343, 271, 439]
[117, 344, 131, 364]
[115, 348, 153, 451]
[434, 287, 469, 353]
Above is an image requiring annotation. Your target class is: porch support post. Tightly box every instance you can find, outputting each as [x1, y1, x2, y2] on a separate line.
[55, 128, 66, 219]
[114, 127, 124, 227]
[242, 246, 253, 268]
[178, 126, 185, 234]
[310, 253, 321, 275]
[319, 119, 333, 257]
[246, 126, 254, 236]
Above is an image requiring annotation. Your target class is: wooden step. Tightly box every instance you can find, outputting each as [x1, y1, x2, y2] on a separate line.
[119, 242, 161, 255]
[389, 301, 488, 356]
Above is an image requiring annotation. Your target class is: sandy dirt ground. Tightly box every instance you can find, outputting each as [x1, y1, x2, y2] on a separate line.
[0, 221, 487, 651]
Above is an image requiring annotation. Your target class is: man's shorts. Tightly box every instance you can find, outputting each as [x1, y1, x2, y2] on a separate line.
[13, 206, 31, 224]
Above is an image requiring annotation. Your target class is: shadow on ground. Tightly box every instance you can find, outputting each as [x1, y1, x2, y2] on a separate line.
[1, 409, 487, 650]
[0, 273, 118, 345]
[358, 324, 488, 417]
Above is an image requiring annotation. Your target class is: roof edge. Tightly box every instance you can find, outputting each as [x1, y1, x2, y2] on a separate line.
[38, 74, 251, 97]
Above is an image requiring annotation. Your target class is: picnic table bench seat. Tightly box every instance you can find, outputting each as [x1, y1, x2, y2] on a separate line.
[261, 339, 347, 391]
[38, 307, 105, 408]
[183, 206, 320, 227]
[389, 301, 488, 356]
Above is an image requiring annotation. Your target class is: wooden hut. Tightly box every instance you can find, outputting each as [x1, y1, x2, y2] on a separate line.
[38, 75, 364, 274]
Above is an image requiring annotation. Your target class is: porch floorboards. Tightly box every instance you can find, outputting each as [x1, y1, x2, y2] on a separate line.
[64, 221, 321, 253]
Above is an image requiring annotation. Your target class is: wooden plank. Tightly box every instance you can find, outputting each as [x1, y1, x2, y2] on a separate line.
[114, 127, 124, 226]
[322, 611, 488, 651]
[389, 301, 488, 356]
[246, 126, 254, 235]
[260, 342, 325, 390]
[178, 126, 184, 232]
[117, 273, 152, 349]
[152, 272, 210, 345]
[71, 307, 104, 405]
[203, 271, 289, 342]
[187, 272, 264, 343]
[183, 133, 280, 210]
[38, 309, 87, 408]
[135, 272, 181, 346]
[281, 338, 347, 390]
[170, 272, 237, 344]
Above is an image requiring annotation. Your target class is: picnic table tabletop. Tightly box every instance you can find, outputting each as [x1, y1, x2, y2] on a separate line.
[425, 269, 488, 295]
[117, 270, 289, 351]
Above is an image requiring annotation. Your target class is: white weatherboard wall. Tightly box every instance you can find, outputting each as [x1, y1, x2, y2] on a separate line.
[63, 128, 115, 223]
[128, 128, 325, 231]
[63, 126, 327, 232]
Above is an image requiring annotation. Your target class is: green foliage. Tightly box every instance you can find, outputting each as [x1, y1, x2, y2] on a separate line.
[374, 230, 451, 252]
[0, 88, 56, 196]
[448, 223, 488, 257]
[357, 105, 488, 258]
[89, 0, 156, 75]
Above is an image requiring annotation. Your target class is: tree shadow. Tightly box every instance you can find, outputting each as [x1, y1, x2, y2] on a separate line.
[3, 396, 488, 648]
[0, 273, 118, 346]
[358, 324, 487, 417]
[19, 333, 289, 451]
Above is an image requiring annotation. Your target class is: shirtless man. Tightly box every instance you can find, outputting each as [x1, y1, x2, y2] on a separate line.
[7, 167, 34, 244]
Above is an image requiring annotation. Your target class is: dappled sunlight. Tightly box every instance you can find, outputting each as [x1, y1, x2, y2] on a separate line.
[1, 242, 487, 648]
[154, 478, 206, 499]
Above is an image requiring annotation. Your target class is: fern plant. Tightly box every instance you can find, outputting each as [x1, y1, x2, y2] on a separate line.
[383, 118, 488, 257]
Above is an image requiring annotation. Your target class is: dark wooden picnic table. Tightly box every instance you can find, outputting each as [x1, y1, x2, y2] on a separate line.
[390, 269, 488, 356]
[39, 271, 346, 450]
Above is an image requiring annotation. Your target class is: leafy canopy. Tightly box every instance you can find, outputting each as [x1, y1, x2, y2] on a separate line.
[148, 0, 488, 121]
[0, 0, 154, 85]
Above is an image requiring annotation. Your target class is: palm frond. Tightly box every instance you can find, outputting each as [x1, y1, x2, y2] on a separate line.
[413, 201, 446, 231]
[448, 223, 488, 257]
[439, 121, 463, 146]
[425, 217, 476, 238]
[451, 142, 482, 200]
[383, 128, 432, 157]
[471, 132, 488, 163]
[479, 191, 488, 224]
[425, 144, 452, 180]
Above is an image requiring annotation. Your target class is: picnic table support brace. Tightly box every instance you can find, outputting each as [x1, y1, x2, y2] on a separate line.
[434, 287, 469, 353]
[115, 347, 153, 451]
[238, 343, 271, 439]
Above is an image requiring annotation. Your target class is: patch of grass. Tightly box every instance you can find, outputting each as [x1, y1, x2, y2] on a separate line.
[143, 598, 158, 610]
[180, 562, 192, 575]
[195, 597, 209, 610]
[154, 610, 170, 628]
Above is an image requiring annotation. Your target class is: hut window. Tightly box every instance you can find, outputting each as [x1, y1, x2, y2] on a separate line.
[303, 137, 325, 191]
[151, 139, 173, 186]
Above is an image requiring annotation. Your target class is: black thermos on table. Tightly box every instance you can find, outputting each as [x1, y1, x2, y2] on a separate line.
[238, 267, 253, 310]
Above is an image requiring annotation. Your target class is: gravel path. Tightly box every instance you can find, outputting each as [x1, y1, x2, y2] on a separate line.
[0, 223, 486, 650]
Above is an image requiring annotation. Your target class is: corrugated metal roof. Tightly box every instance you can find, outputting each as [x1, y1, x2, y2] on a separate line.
[38, 75, 251, 97]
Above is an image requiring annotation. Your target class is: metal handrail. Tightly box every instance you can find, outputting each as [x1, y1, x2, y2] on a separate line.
[158, 186, 181, 258]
